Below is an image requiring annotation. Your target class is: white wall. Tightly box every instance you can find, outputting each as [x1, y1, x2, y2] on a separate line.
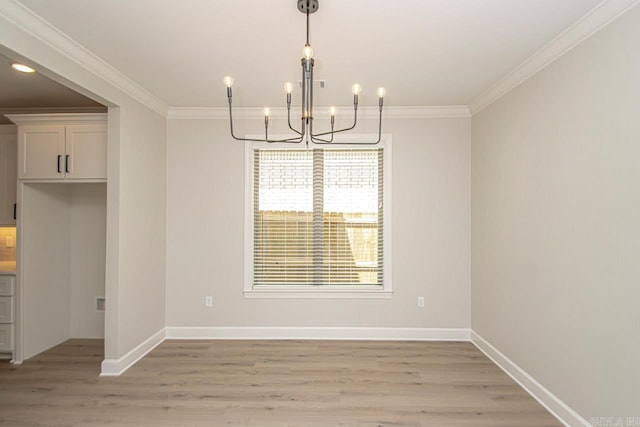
[166, 116, 470, 330]
[471, 4, 640, 420]
[69, 183, 106, 339]
[114, 102, 166, 354]
[21, 183, 70, 359]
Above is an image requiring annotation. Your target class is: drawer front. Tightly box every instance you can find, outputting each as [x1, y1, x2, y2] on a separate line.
[0, 324, 13, 351]
[0, 296, 13, 323]
[0, 275, 15, 296]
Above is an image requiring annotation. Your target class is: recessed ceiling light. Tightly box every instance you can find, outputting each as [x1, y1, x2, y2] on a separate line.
[11, 63, 36, 73]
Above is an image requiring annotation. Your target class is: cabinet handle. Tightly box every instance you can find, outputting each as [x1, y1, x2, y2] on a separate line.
[65, 155, 70, 173]
[57, 155, 62, 173]
[13, 203, 16, 220]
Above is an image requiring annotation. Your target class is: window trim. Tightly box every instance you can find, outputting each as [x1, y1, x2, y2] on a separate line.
[244, 135, 392, 299]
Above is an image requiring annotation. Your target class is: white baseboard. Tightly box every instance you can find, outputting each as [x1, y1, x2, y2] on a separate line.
[100, 328, 166, 376]
[98, 327, 467, 375]
[470, 330, 589, 427]
[165, 326, 470, 341]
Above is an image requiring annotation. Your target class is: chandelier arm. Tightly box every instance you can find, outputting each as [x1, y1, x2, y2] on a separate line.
[266, 135, 305, 143]
[311, 106, 382, 145]
[311, 108, 358, 137]
[227, 98, 303, 143]
[287, 105, 303, 135]
[318, 107, 383, 145]
[310, 120, 335, 144]
[264, 133, 305, 143]
[265, 119, 304, 143]
[226, 97, 254, 142]
[310, 133, 335, 144]
[230, 134, 303, 143]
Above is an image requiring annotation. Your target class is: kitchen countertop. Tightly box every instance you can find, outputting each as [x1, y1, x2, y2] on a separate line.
[0, 261, 16, 273]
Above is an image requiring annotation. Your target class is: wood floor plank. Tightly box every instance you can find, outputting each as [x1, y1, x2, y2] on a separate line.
[0, 339, 562, 426]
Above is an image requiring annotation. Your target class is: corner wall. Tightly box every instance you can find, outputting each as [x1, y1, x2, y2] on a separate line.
[471, 4, 640, 420]
[114, 102, 167, 355]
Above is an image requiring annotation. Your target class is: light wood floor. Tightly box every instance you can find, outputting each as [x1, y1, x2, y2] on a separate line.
[0, 339, 562, 426]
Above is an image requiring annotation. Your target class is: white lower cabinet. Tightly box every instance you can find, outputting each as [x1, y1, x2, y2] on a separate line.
[0, 297, 14, 323]
[0, 275, 15, 354]
[0, 324, 13, 352]
[0, 275, 15, 296]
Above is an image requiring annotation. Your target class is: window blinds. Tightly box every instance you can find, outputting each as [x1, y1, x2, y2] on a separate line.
[253, 148, 383, 286]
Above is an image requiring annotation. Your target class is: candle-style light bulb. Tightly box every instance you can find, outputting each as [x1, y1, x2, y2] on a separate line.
[284, 82, 294, 94]
[302, 44, 314, 59]
[376, 87, 386, 98]
[264, 108, 270, 117]
[223, 76, 234, 88]
[330, 106, 336, 117]
[351, 83, 362, 95]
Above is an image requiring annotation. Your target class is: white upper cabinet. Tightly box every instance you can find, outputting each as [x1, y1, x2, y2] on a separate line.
[17, 125, 65, 179]
[7, 114, 107, 181]
[65, 125, 107, 179]
[0, 126, 17, 225]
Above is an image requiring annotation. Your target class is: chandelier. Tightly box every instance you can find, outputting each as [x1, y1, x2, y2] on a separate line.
[223, 0, 385, 145]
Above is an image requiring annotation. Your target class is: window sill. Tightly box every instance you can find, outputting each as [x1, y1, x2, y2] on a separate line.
[244, 285, 392, 299]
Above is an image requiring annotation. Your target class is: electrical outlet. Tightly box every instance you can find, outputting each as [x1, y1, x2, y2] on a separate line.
[417, 296, 425, 308]
[205, 296, 213, 307]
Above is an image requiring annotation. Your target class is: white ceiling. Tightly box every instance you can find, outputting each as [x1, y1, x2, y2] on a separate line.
[13, 0, 604, 109]
[0, 52, 104, 124]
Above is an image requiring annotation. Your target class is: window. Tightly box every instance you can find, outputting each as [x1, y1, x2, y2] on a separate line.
[244, 138, 392, 298]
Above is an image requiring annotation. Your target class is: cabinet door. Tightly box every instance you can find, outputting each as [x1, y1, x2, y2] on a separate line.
[0, 275, 15, 296]
[0, 324, 13, 352]
[0, 296, 13, 323]
[0, 132, 17, 224]
[65, 124, 107, 179]
[18, 125, 65, 179]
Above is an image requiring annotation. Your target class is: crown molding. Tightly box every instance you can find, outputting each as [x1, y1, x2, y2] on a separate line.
[167, 105, 470, 120]
[469, 0, 640, 115]
[0, 0, 168, 117]
[1, 107, 106, 115]
[6, 113, 107, 126]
